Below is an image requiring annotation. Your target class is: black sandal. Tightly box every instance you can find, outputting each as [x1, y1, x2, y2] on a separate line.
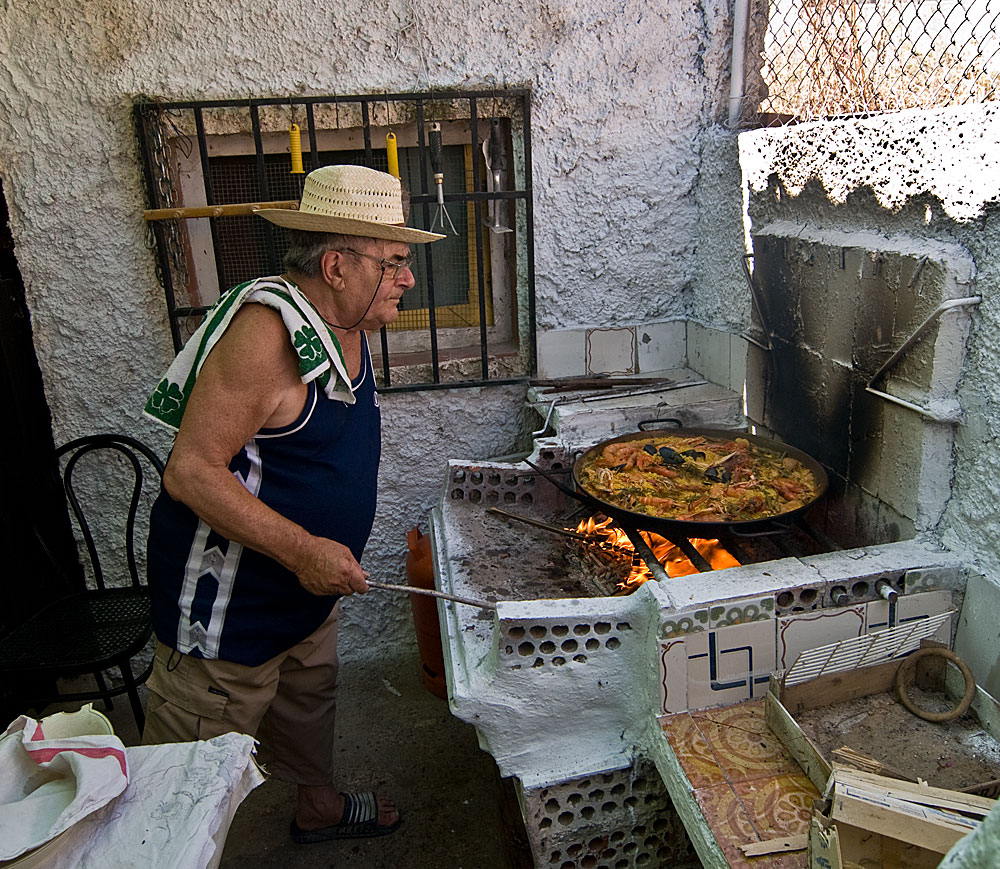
[290, 792, 401, 843]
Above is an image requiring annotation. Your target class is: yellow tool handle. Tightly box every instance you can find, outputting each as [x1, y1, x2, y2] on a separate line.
[289, 124, 304, 174]
[386, 132, 399, 178]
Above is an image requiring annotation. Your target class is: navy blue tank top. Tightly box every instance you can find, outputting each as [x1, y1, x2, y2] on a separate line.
[148, 338, 380, 666]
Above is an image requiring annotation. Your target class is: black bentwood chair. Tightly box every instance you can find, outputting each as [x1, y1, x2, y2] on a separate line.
[0, 434, 164, 731]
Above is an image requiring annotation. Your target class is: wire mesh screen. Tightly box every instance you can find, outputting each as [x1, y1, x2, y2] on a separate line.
[134, 91, 533, 390]
[752, 0, 1000, 124]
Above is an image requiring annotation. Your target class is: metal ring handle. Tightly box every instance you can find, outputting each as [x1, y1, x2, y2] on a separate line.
[637, 418, 683, 431]
[895, 647, 976, 723]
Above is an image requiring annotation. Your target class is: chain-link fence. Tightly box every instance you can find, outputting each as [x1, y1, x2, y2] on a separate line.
[746, 0, 1000, 124]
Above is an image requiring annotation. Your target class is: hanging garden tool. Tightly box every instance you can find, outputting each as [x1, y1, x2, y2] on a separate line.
[386, 131, 400, 179]
[385, 96, 401, 179]
[428, 122, 458, 235]
[482, 119, 511, 234]
[288, 123, 304, 175]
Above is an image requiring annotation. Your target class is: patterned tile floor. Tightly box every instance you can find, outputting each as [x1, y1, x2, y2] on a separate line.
[661, 700, 818, 867]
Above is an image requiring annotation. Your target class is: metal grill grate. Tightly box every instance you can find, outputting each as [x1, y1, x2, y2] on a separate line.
[750, 0, 1000, 124]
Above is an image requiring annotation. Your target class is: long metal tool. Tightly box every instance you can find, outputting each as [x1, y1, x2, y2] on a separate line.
[429, 122, 458, 235]
[482, 119, 512, 234]
[367, 579, 497, 611]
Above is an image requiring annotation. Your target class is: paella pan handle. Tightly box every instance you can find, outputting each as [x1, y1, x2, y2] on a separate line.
[523, 459, 591, 505]
[637, 418, 683, 431]
[729, 521, 795, 538]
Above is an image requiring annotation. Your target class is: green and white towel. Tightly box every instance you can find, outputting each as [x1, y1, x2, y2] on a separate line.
[144, 277, 354, 431]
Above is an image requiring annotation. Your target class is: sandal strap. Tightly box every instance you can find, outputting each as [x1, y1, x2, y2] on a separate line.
[342, 791, 378, 825]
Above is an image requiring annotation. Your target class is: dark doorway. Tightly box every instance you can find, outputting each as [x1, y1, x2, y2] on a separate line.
[0, 181, 81, 640]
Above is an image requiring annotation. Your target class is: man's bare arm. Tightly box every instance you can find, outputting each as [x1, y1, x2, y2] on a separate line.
[162, 304, 369, 597]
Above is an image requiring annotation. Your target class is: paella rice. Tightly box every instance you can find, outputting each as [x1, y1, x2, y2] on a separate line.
[576, 434, 820, 523]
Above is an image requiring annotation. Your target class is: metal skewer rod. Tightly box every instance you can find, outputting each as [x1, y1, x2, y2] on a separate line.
[487, 507, 592, 541]
[366, 579, 497, 611]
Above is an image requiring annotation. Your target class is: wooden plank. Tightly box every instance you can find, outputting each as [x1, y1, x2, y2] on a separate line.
[834, 821, 940, 869]
[833, 766, 996, 816]
[808, 814, 844, 869]
[780, 658, 902, 715]
[740, 834, 808, 856]
[765, 690, 832, 793]
[143, 200, 299, 221]
[831, 790, 975, 854]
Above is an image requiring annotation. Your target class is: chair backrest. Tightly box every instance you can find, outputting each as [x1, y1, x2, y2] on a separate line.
[55, 434, 165, 592]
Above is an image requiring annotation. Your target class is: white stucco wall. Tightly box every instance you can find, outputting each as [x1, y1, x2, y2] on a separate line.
[0, 0, 733, 654]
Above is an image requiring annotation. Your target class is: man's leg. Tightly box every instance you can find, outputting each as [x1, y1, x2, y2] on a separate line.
[255, 604, 398, 832]
[141, 642, 281, 745]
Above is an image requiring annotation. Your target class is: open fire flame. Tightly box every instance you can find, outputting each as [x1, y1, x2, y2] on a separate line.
[575, 516, 741, 594]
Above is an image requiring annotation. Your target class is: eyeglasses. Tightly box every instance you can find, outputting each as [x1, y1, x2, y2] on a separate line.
[337, 248, 415, 277]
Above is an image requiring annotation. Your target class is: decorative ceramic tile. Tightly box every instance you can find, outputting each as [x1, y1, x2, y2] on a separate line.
[865, 598, 893, 633]
[536, 328, 584, 379]
[686, 621, 776, 709]
[660, 713, 728, 789]
[663, 701, 819, 869]
[731, 773, 820, 840]
[659, 639, 689, 715]
[896, 589, 953, 644]
[691, 781, 759, 868]
[692, 778, 815, 869]
[904, 566, 959, 594]
[710, 596, 775, 628]
[636, 321, 686, 372]
[662, 608, 709, 638]
[585, 327, 636, 375]
[776, 605, 866, 670]
[689, 701, 801, 783]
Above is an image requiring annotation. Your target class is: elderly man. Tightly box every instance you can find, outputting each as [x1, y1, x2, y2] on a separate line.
[142, 165, 442, 843]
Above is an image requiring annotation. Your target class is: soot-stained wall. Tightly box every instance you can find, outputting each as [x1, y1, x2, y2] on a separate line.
[0, 0, 733, 655]
[730, 106, 1000, 665]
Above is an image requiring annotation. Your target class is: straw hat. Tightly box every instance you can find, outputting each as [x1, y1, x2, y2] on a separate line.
[258, 164, 444, 243]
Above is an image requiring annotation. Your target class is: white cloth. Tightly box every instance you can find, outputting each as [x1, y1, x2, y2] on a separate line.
[1, 733, 263, 868]
[0, 715, 129, 861]
[144, 276, 354, 432]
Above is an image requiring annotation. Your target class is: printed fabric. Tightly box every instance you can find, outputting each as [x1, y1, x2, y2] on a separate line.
[143, 277, 355, 431]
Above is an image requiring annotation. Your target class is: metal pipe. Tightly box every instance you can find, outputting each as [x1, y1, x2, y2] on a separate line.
[740, 253, 773, 352]
[487, 507, 591, 541]
[865, 295, 981, 423]
[531, 399, 559, 436]
[367, 579, 496, 611]
[620, 528, 672, 583]
[727, 0, 751, 128]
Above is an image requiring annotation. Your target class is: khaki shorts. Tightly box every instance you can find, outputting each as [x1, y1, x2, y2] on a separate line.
[142, 604, 339, 785]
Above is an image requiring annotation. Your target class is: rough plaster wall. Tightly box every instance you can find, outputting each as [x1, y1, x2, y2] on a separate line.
[0, 1, 732, 656]
[691, 124, 750, 330]
[725, 105, 1000, 640]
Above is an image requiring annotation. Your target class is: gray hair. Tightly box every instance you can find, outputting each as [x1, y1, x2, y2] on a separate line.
[282, 230, 374, 278]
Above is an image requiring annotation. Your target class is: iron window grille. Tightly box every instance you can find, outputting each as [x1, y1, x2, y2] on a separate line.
[134, 90, 536, 392]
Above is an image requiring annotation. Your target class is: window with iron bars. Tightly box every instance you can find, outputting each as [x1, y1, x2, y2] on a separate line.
[134, 90, 536, 392]
[742, 0, 1000, 126]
